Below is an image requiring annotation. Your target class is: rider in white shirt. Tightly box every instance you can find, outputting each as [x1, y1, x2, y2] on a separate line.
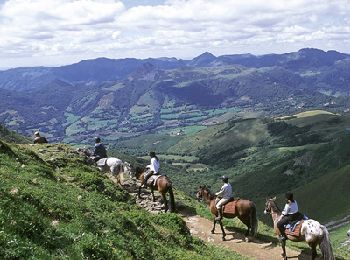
[215, 175, 233, 221]
[143, 151, 160, 186]
[277, 192, 302, 241]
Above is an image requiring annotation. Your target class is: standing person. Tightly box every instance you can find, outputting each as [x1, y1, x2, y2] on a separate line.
[143, 151, 160, 186]
[277, 192, 301, 241]
[33, 131, 48, 144]
[92, 137, 107, 162]
[215, 175, 233, 221]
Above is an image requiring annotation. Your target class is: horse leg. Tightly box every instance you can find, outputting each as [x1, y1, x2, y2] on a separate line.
[219, 220, 226, 241]
[281, 240, 287, 260]
[151, 186, 155, 202]
[162, 193, 168, 212]
[138, 186, 142, 199]
[311, 243, 317, 260]
[211, 218, 216, 234]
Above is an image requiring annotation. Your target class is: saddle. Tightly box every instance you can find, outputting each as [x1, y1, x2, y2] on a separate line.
[96, 158, 107, 167]
[222, 198, 236, 215]
[285, 220, 304, 237]
[146, 174, 162, 187]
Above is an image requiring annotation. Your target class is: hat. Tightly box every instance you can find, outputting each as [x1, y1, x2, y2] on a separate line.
[219, 175, 228, 182]
[149, 151, 156, 157]
[285, 191, 293, 201]
[34, 131, 40, 136]
[94, 137, 101, 143]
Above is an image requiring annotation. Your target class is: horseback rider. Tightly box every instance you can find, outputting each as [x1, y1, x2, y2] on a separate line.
[277, 191, 302, 241]
[215, 175, 233, 221]
[92, 137, 107, 162]
[33, 131, 48, 144]
[143, 151, 160, 187]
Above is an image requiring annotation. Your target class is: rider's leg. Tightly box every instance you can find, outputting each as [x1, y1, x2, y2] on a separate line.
[143, 170, 153, 187]
[215, 198, 228, 221]
[277, 215, 291, 240]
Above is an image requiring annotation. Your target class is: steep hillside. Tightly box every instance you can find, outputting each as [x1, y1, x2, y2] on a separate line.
[0, 124, 30, 143]
[0, 140, 245, 259]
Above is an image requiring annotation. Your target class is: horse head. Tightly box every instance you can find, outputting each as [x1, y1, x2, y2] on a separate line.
[264, 197, 278, 215]
[196, 185, 211, 202]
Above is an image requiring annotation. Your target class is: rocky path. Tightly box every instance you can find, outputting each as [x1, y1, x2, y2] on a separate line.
[116, 176, 319, 259]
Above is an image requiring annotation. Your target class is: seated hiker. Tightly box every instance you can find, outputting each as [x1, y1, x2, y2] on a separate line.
[215, 175, 233, 221]
[277, 192, 303, 241]
[143, 151, 160, 186]
[92, 137, 107, 162]
[33, 131, 48, 144]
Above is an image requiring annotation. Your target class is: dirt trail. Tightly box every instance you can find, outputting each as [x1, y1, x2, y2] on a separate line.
[119, 176, 320, 260]
[181, 213, 321, 260]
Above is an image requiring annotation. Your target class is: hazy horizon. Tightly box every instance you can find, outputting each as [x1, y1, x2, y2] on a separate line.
[1, 0, 349, 68]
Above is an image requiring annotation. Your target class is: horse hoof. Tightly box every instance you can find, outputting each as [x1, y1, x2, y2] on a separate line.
[211, 230, 214, 234]
[245, 237, 250, 242]
[222, 237, 226, 241]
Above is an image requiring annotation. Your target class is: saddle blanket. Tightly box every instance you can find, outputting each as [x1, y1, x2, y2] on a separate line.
[223, 200, 236, 215]
[285, 220, 304, 237]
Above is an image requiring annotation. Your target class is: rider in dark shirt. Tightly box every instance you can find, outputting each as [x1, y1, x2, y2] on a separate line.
[33, 131, 48, 144]
[93, 137, 107, 162]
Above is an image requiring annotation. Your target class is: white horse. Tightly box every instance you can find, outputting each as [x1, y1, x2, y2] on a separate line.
[96, 158, 131, 185]
[264, 197, 334, 260]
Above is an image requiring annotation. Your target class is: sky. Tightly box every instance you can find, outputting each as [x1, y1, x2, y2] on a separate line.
[0, 0, 350, 68]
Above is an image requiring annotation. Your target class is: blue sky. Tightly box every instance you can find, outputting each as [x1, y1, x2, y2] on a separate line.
[0, 0, 350, 68]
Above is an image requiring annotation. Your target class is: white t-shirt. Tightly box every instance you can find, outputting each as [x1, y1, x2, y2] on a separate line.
[215, 183, 233, 199]
[282, 201, 298, 215]
[147, 157, 160, 173]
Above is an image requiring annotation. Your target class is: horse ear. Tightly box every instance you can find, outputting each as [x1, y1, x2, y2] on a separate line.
[199, 185, 202, 189]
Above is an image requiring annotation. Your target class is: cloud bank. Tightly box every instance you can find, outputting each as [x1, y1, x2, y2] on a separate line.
[0, 0, 349, 67]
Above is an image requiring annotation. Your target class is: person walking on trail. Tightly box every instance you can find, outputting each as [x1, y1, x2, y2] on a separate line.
[143, 151, 160, 186]
[33, 131, 48, 144]
[92, 137, 107, 162]
[277, 191, 302, 241]
[215, 175, 233, 221]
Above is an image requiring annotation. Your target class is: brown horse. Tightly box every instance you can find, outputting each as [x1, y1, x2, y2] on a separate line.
[196, 185, 258, 241]
[134, 167, 175, 212]
[264, 197, 334, 260]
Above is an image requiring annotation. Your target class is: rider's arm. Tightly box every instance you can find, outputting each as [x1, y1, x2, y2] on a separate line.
[281, 203, 290, 216]
[215, 186, 225, 197]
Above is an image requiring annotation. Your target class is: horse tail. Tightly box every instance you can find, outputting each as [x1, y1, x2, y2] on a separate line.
[168, 184, 175, 213]
[250, 202, 258, 237]
[319, 225, 334, 260]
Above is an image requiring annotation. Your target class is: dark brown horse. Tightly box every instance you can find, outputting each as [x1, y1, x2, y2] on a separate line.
[134, 167, 175, 212]
[196, 185, 258, 241]
[264, 197, 334, 260]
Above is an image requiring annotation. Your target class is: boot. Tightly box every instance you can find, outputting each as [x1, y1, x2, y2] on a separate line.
[215, 208, 223, 221]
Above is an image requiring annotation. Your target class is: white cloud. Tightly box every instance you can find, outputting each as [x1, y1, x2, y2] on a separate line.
[0, 0, 350, 67]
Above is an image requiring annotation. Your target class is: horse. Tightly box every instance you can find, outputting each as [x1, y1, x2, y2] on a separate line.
[134, 167, 175, 212]
[77, 148, 131, 185]
[196, 185, 258, 241]
[348, 229, 350, 237]
[264, 197, 334, 260]
[95, 158, 132, 185]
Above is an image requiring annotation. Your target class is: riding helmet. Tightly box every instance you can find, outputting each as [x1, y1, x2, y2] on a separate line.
[149, 151, 156, 157]
[95, 137, 101, 143]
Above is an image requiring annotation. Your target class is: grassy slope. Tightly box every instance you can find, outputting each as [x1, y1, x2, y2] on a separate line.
[0, 124, 30, 143]
[0, 140, 246, 259]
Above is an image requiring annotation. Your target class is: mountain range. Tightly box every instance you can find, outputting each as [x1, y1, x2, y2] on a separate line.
[1, 48, 350, 143]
